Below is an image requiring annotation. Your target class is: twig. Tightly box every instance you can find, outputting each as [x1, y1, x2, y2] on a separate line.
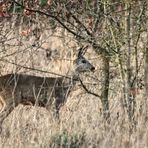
[0, 58, 71, 79]
[11, 0, 85, 40]
[79, 77, 101, 98]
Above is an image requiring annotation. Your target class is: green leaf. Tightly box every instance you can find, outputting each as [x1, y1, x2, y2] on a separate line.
[40, 0, 48, 6]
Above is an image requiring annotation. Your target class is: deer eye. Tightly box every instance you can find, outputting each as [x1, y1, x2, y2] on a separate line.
[81, 60, 86, 63]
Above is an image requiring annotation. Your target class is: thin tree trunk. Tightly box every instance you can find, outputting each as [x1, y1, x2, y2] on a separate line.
[145, 45, 148, 98]
[125, 3, 135, 121]
[118, 49, 127, 113]
[101, 55, 110, 120]
[144, 42, 148, 122]
[145, 21, 148, 99]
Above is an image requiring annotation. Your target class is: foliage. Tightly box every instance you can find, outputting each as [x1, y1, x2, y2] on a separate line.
[50, 131, 85, 148]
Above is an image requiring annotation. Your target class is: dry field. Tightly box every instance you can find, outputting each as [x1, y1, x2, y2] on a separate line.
[0, 23, 147, 148]
[0, 94, 147, 148]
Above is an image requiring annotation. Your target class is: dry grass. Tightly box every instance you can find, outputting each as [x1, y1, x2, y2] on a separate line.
[59, 90, 148, 148]
[0, 105, 58, 148]
[0, 23, 147, 148]
[0, 94, 147, 148]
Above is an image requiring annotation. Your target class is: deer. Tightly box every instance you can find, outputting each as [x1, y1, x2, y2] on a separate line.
[0, 46, 95, 120]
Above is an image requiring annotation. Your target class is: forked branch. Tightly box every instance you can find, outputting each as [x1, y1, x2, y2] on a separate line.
[79, 78, 101, 98]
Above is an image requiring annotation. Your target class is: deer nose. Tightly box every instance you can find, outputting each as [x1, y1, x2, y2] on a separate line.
[91, 67, 95, 71]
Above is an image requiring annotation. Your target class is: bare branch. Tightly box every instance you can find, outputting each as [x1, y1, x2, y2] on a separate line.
[79, 77, 101, 99]
[11, 0, 85, 40]
[68, 11, 93, 36]
[0, 58, 71, 79]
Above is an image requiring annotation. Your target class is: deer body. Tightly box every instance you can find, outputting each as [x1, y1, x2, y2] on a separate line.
[0, 74, 73, 115]
[0, 46, 95, 118]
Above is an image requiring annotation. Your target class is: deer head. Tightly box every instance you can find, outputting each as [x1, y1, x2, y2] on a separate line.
[74, 46, 95, 73]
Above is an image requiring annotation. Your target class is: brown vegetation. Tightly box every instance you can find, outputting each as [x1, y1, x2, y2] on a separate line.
[0, 0, 147, 147]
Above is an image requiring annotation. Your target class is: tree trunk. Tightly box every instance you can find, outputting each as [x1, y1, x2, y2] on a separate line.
[125, 3, 135, 121]
[101, 55, 110, 120]
[145, 46, 148, 98]
[144, 43, 148, 122]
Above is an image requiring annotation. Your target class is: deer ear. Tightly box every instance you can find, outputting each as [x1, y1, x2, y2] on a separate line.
[78, 46, 84, 57]
[82, 45, 89, 55]
[78, 45, 89, 57]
